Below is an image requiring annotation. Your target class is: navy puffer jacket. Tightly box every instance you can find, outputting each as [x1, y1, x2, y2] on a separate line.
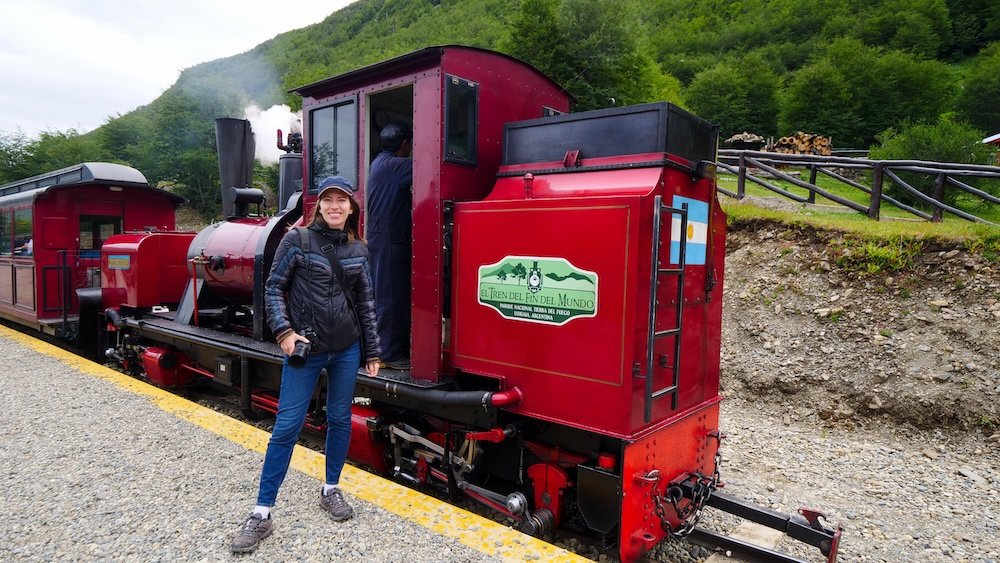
[264, 224, 381, 361]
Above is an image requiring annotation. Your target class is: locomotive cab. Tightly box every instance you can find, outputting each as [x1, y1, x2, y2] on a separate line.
[293, 46, 572, 379]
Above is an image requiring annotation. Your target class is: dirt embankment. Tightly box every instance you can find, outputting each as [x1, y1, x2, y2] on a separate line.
[720, 219, 1000, 432]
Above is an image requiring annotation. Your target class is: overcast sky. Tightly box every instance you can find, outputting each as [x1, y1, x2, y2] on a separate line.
[0, 0, 354, 137]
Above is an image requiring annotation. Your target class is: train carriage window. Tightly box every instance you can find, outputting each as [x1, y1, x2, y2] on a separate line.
[310, 99, 357, 191]
[0, 211, 10, 256]
[13, 208, 32, 256]
[444, 75, 478, 166]
[79, 215, 121, 259]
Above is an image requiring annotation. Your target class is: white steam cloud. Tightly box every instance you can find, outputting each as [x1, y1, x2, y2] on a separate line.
[244, 104, 302, 164]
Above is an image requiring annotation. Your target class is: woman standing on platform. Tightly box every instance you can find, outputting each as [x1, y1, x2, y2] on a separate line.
[230, 176, 381, 553]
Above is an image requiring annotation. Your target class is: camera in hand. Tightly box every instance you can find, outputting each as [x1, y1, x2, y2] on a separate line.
[287, 328, 317, 368]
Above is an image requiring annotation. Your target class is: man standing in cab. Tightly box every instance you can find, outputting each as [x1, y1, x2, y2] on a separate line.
[366, 122, 412, 370]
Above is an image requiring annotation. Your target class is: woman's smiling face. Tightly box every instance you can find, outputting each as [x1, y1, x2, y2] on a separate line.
[318, 190, 352, 230]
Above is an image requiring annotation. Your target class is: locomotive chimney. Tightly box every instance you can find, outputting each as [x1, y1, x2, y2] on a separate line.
[276, 119, 303, 211]
[214, 118, 255, 218]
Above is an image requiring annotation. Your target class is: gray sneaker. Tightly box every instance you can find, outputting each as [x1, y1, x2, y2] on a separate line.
[320, 487, 354, 521]
[230, 513, 273, 553]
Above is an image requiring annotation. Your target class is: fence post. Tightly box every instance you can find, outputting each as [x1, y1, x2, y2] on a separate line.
[931, 173, 946, 222]
[807, 164, 818, 204]
[869, 163, 884, 219]
[737, 152, 746, 199]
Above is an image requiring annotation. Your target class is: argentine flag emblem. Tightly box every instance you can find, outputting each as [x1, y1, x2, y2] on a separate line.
[668, 195, 709, 265]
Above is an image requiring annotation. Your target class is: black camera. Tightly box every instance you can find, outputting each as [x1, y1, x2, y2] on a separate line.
[287, 328, 317, 368]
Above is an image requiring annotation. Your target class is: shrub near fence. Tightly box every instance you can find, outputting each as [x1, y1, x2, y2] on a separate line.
[716, 150, 1000, 225]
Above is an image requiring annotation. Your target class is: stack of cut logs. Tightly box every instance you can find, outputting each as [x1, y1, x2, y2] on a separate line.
[767, 131, 832, 155]
[725, 132, 765, 144]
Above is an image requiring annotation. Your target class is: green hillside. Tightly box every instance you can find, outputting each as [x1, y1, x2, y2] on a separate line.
[2, 0, 998, 220]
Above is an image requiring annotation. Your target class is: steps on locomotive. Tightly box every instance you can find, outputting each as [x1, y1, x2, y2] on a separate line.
[131, 314, 446, 391]
[126, 314, 282, 357]
[357, 366, 451, 389]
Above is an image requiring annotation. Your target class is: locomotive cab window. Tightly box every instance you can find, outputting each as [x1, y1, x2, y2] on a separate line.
[310, 99, 358, 191]
[79, 215, 121, 259]
[444, 75, 477, 165]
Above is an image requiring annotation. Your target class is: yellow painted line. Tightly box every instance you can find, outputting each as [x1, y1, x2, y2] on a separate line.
[0, 325, 585, 562]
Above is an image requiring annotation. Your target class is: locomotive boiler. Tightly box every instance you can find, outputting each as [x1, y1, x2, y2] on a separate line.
[27, 46, 842, 562]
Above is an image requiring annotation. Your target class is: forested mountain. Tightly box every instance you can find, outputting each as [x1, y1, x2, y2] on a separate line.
[2, 0, 998, 218]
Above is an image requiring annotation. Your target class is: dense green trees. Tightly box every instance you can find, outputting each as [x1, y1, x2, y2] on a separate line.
[0, 131, 34, 182]
[946, 0, 1000, 56]
[4, 0, 1000, 218]
[852, 0, 951, 58]
[870, 116, 999, 205]
[0, 129, 107, 185]
[685, 54, 779, 138]
[501, 0, 682, 110]
[781, 39, 953, 147]
[956, 42, 1000, 134]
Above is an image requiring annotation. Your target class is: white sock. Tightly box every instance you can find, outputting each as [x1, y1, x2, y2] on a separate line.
[252, 505, 270, 519]
[323, 484, 338, 495]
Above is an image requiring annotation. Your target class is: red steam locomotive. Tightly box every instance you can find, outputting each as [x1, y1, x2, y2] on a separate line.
[0, 46, 840, 562]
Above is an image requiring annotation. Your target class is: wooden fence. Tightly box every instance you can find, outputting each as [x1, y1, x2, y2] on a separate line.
[716, 150, 1000, 225]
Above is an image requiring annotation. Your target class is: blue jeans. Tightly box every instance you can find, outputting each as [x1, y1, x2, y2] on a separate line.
[256, 341, 360, 507]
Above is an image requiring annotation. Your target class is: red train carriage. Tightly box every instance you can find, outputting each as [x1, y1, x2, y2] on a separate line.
[85, 46, 840, 561]
[0, 162, 182, 342]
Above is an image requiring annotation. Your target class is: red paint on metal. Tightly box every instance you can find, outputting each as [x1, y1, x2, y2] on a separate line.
[101, 232, 195, 310]
[618, 401, 720, 563]
[597, 453, 616, 470]
[489, 386, 523, 407]
[251, 392, 279, 414]
[178, 363, 215, 379]
[527, 463, 571, 525]
[828, 526, 843, 563]
[523, 441, 589, 467]
[416, 456, 430, 484]
[140, 346, 192, 387]
[347, 404, 389, 474]
[465, 427, 507, 443]
[188, 217, 271, 303]
[451, 159, 726, 437]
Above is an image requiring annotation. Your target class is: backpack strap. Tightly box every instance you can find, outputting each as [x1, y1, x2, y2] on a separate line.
[297, 226, 311, 254]
[294, 227, 317, 332]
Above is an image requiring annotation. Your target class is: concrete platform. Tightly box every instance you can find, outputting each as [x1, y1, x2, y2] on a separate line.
[0, 324, 584, 562]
